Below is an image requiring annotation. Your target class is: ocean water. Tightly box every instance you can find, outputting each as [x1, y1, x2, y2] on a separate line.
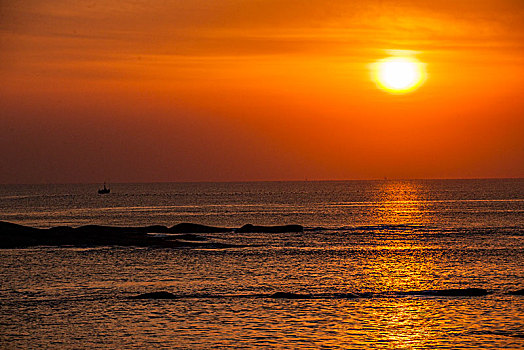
[0, 179, 523, 348]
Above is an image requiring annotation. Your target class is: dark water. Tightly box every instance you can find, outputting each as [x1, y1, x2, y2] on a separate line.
[1, 179, 523, 348]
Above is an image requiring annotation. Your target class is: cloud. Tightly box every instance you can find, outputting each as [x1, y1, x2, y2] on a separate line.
[2, 0, 523, 58]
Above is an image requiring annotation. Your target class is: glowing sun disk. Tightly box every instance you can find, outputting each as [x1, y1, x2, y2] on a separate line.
[372, 56, 426, 94]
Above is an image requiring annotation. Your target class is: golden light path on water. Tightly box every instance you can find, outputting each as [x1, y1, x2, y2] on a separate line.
[333, 182, 441, 347]
[358, 181, 439, 291]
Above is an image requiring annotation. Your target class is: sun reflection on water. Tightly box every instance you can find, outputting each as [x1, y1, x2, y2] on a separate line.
[372, 180, 430, 226]
[339, 181, 445, 346]
[356, 182, 441, 291]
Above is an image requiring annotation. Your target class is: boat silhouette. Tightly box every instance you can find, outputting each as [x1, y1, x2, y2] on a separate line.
[98, 183, 110, 194]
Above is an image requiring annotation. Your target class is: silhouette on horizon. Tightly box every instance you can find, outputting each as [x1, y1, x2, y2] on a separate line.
[98, 183, 110, 194]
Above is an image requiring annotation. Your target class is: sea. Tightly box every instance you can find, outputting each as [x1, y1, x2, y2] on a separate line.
[0, 179, 523, 349]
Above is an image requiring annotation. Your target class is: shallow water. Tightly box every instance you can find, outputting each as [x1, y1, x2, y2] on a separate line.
[0, 179, 523, 348]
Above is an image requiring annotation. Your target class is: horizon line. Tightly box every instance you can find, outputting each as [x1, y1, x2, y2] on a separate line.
[1, 177, 523, 186]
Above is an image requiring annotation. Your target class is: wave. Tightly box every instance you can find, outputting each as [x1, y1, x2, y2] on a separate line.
[5, 288, 522, 306]
[304, 224, 523, 235]
[129, 287, 504, 300]
[469, 329, 524, 339]
[304, 224, 429, 232]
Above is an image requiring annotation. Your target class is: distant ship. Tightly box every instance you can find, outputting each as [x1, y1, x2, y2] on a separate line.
[98, 183, 110, 194]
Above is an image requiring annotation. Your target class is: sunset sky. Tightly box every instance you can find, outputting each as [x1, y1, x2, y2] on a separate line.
[1, 0, 523, 183]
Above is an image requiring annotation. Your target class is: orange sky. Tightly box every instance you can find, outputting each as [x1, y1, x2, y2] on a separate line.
[1, 0, 523, 183]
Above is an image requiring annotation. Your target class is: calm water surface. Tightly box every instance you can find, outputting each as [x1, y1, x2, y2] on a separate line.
[0, 179, 523, 348]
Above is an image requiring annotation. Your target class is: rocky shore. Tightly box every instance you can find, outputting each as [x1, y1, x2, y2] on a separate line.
[0, 221, 303, 248]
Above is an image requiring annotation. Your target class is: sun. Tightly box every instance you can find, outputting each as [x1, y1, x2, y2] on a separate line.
[371, 56, 426, 94]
